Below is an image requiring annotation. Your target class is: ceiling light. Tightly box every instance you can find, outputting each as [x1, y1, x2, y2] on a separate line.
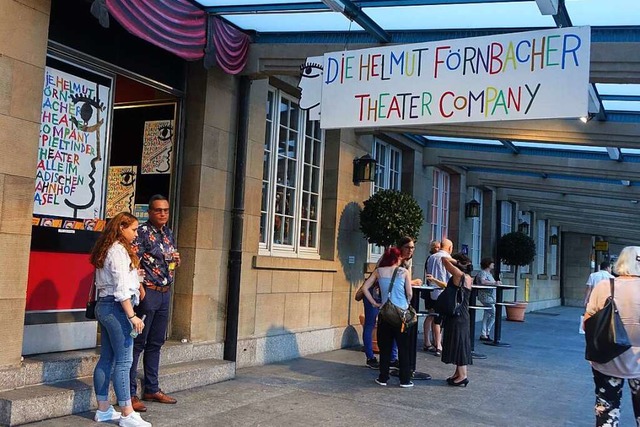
[580, 113, 595, 123]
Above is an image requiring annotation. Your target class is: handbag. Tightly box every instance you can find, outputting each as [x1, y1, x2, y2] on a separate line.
[85, 275, 97, 320]
[378, 267, 418, 332]
[435, 277, 464, 317]
[584, 278, 631, 363]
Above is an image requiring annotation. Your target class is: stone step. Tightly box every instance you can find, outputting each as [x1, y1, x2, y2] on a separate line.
[0, 340, 224, 391]
[0, 358, 234, 426]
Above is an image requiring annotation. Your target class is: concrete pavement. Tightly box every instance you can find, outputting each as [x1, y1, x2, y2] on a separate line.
[26, 306, 633, 426]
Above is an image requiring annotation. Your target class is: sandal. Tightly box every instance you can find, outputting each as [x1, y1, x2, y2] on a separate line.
[423, 345, 437, 353]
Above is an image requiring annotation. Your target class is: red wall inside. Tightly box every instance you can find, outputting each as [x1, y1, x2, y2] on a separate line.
[26, 252, 94, 311]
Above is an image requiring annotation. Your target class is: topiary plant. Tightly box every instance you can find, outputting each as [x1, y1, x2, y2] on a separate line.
[359, 189, 424, 249]
[497, 231, 536, 301]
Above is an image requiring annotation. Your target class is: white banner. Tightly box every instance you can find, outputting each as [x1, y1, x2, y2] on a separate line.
[34, 67, 111, 219]
[318, 27, 591, 129]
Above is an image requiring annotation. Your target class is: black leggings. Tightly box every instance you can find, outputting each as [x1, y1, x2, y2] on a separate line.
[377, 319, 412, 384]
[592, 368, 640, 426]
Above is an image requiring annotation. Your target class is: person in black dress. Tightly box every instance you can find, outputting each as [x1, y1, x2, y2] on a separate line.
[441, 253, 473, 387]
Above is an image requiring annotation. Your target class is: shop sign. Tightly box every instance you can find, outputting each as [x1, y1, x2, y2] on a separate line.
[299, 26, 591, 129]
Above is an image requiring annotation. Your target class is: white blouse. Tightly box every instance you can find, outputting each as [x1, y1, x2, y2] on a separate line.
[95, 242, 141, 305]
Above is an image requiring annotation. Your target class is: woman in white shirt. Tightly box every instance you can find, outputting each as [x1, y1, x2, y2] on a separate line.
[90, 212, 151, 427]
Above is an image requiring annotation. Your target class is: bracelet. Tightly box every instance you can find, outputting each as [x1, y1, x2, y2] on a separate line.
[128, 314, 136, 319]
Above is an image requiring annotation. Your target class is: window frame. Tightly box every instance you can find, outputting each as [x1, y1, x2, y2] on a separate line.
[469, 187, 483, 268]
[550, 225, 559, 277]
[368, 139, 402, 262]
[259, 87, 324, 259]
[536, 219, 548, 275]
[500, 201, 513, 272]
[430, 168, 450, 242]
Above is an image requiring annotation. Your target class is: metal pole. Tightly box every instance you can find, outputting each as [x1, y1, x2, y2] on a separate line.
[224, 76, 250, 362]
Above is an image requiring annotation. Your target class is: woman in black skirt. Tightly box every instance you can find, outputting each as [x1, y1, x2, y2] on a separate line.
[441, 253, 473, 387]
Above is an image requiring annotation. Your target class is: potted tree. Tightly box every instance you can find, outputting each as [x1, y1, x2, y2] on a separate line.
[497, 231, 536, 322]
[359, 189, 424, 248]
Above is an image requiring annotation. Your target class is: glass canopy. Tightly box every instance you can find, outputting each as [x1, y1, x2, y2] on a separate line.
[193, 0, 640, 166]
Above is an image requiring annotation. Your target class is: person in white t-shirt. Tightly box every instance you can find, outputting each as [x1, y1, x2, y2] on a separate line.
[584, 261, 614, 306]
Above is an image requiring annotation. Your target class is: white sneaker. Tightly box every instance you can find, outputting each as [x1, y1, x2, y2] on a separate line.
[119, 411, 152, 427]
[95, 405, 121, 422]
[399, 381, 414, 388]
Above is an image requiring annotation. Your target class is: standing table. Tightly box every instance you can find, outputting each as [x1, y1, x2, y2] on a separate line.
[469, 284, 496, 359]
[407, 284, 438, 380]
[484, 284, 518, 347]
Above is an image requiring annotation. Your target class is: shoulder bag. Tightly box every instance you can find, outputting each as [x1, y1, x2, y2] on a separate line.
[435, 277, 464, 317]
[378, 267, 418, 332]
[85, 274, 97, 320]
[584, 278, 631, 363]
[355, 271, 378, 302]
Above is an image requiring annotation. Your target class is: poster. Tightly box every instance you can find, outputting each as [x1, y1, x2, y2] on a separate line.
[141, 120, 174, 174]
[134, 204, 149, 222]
[106, 166, 137, 218]
[34, 67, 111, 219]
[313, 27, 591, 129]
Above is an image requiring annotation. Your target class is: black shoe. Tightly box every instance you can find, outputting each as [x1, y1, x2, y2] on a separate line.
[479, 335, 492, 342]
[448, 378, 469, 387]
[366, 357, 380, 369]
[389, 359, 399, 369]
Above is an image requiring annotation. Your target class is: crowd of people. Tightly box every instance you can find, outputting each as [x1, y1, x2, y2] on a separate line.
[89, 196, 640, 427]
[358, 236, 501, 390]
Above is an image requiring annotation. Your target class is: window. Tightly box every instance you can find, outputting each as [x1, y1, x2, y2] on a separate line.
[500, 201, 513, 236]
[536, 219, 547, 275]
[431, 169, 450, 242]
[550, 225, 559, 276]
[369, 139, 402, 260]
[500, 201, 513, 272]
[260, 88, 324, 257]
[373, 139, 401, 194]
[469, 187, 483, 268]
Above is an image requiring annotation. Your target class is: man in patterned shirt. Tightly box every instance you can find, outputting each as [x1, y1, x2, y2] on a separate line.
[130, 194, 180, 412]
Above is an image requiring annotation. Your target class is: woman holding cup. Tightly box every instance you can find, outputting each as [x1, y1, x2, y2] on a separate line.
[90, 212, 151, 426]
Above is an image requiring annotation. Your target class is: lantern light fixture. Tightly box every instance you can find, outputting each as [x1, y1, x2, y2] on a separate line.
[465, 199, 481, 218]
[353, 154, 376, 185]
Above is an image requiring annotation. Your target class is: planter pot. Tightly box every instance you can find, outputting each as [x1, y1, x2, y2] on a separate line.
[505, 302, 528, 322]
[359, 314, 379, 353]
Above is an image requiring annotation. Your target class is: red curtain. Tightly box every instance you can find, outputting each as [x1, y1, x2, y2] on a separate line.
[94, 0, 250, 74]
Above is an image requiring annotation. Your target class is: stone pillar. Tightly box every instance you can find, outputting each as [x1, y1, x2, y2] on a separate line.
[173, 63, 237, 342]
[0, 0, 51, 367]
[562, 233, 592, 307]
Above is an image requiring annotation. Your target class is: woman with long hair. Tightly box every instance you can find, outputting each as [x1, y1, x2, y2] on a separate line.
[441, 253, 474, 387]
[362, 247, 414, 387]
[585, 246, 640, 426]
[90, 212, 151, 427]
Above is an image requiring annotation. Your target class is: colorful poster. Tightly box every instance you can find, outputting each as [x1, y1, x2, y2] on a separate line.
[141, 120, 174, 174]
[34, 67, 111, 219]
[106, 166, 137, 218]
[313, 27, 591, 129]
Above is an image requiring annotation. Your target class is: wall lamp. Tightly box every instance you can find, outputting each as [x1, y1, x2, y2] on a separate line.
[518, 221, 530, 235]
[353, 154, 376, 185]
[465, 199, 481, 218]
[549, 234, 559, 246]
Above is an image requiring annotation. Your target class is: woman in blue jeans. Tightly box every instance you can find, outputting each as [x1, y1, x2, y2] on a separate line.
[90, 212, 152, 427]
